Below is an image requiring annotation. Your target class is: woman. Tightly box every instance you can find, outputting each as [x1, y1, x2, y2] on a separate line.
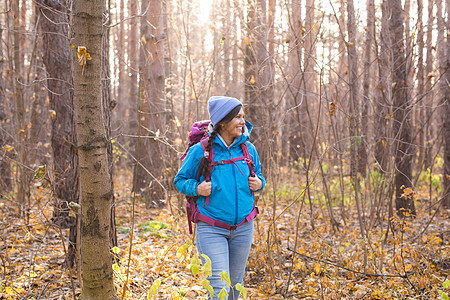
[174, 96, 265, 299]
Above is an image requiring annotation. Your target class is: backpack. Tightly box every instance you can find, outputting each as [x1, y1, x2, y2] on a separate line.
[180, 120, 258, 234]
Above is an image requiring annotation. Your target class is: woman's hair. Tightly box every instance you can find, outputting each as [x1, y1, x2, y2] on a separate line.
[197, 104, 243, 180]
[214, 104, 242, 126]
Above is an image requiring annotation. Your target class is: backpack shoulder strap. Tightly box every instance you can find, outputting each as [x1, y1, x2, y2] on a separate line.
[241, 142, 255, 177]
[200, 137, 213, 205]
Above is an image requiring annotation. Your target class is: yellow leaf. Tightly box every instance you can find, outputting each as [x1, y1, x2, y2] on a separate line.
[250, 75, 256, 85]
[218, 288, 228, 300]
[49, 109, 56, 119]
[174, 116, 181, 127]
[2, 145, 14, 152]
[220, 271, 231, 288]
[235, 283, 247, 299]
[202, 279, 214, 299]
[77, 46, 92, 66]
[245, 37, 249, 45]
[34, 165, 46, 180]
[26, 270, 38, 278]
[314, 263, 321, 275]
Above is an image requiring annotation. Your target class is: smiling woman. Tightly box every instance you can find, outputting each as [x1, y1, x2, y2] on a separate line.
[174, 96, 266, 300]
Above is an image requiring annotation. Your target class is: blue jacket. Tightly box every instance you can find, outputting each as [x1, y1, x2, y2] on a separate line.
[174, 120, 265, 225]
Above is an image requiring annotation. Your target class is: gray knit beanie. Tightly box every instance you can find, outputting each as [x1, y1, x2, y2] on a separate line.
[208, 96, 243, 126]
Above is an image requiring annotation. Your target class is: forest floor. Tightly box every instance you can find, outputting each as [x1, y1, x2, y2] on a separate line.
[0, 171, 449, 300]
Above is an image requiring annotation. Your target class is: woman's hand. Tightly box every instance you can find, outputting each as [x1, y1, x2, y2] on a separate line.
[197, 180, 212, 196]
[248, 176, 262, 191]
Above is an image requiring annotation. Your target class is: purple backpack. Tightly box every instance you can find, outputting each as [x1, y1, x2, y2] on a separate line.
[179, 120, 258, 234]
[180, 120, 210, 161]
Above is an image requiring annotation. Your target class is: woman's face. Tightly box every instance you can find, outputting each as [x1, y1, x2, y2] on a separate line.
[220, 108, 245, 140]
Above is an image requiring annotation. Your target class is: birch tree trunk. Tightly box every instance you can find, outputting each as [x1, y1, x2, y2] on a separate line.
[72, 0, 117, 297]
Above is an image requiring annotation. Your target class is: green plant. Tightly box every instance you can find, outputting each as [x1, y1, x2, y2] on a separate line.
[438, 280, 450, 300]
[111, 139, 129, 164]
[179, 244, 248, 300]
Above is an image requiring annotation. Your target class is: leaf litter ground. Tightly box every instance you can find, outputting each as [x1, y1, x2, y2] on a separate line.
[0, 172, 449, 299]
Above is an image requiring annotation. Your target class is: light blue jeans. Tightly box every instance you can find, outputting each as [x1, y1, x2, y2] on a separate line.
[196, 220, 254, 300]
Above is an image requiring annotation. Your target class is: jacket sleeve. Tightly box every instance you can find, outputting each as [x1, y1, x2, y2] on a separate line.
[174, 145, 204, 197]
[247, 142, 265, 192]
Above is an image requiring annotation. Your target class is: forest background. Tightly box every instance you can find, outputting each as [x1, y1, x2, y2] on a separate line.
[0, 0, 449, 298]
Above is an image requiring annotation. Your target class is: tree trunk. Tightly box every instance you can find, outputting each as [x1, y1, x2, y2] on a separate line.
[0, 26, 12, 193]
[72, 0, 117, 297]
[128, 0, 138, 170]
[37, 0, 80, 268]
[244, 0, 271, 165]
[102, 0, 117, 249]
[231, 0, 239, 96]
[374, 0, 390, 173]
[347, 0, 361, 181]
[287, 0, 305, 162]
[416, 0, 425, 169]
[423, 2, 434, 170]
[134, 0, 167, 207]
[438, 0, 450, 208]
[387, 0, 416, 217]
[117, 0, 125, 104]
[12, 0, 28, 206]
[359, 0, 373, 177]
[37, 0, 79, 229]
[301, 0, 316, 159]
